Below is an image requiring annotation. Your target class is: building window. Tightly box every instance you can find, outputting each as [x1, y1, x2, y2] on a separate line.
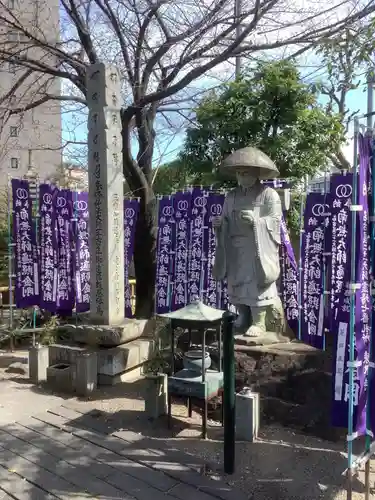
[8, 0, 15, 8]
[10, 158, 19, 169]
[10, 126, 18, 137]
[7, 31, 18, 42]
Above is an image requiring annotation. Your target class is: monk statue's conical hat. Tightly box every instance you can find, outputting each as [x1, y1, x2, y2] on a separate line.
[220, 146, 279, 179]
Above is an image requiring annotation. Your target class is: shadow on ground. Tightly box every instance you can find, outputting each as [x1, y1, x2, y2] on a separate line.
[45, 392, 372, 500]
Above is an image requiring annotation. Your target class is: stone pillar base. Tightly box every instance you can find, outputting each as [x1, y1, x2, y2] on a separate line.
[29, 345, 49, 384]
[76, 352, 98, 396]
[144, 373, 168, 420]
[236, 390, 260, 442]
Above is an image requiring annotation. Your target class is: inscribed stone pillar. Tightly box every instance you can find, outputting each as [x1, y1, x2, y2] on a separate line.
[86, 63, 124, 325]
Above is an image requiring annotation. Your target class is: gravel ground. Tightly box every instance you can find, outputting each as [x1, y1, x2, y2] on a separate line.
[0, 348, 374, 499]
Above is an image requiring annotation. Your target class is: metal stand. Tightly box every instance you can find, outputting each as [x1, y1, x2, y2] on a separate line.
[223, 311, 235, 474]
[7, 176, 15, 350]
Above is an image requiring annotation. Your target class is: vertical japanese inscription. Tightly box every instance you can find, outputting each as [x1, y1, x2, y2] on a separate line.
[86, 62, 124, 324]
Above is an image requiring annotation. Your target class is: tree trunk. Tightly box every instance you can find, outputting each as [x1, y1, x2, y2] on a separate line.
[121, 107, 157, 319]
[133, 186, 157, 318]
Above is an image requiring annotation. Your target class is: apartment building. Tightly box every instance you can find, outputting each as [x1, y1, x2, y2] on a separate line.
[0, 0, 62, 186]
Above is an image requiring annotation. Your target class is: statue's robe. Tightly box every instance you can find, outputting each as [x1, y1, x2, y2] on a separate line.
[212, 182, 282, 308]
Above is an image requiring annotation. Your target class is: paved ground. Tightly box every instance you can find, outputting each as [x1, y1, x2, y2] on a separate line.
[0, 350, 67, 425]
[0, 403, 247, 500]
[0, 348, 374, 499]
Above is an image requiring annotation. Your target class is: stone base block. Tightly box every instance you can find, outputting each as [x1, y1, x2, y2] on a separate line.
[235, 391, 260, 442]
[235, 331, 290, 346]
[97, 339, 154, 377]
[76, 352, 98, 396]
[29, 346, 49, 384]
[49, 344, 90, 367]
[46, 363, 72, 393]
[98, 366, 142, 385]
[144, 374, 168, 420]
[57, 317, 155, 347]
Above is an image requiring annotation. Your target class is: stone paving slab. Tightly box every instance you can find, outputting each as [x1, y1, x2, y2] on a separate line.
[0, 404, 247, 500]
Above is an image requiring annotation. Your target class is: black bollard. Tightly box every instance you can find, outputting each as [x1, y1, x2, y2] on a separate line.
[223, 311, 235, 474]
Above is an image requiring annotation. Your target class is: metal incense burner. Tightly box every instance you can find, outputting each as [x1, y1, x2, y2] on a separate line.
[158, 301, 225, 439]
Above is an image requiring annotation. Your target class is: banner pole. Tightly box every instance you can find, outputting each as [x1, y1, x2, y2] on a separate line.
[322, 168, 330, 351]
[347, 117, 360, 500]
[298, 175, 308, 341]
[7, 176, 14, 350]
[73, 184, 79, 325]
[364, 132, 375, 500]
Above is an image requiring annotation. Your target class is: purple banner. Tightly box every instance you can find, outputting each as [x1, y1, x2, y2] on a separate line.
[279, 217, 299, 337]
[300, 193, 326, 349]
[369, 137, 375, 436]
[203, 192, 225, 308]
[188, 188, 208, 303]
[56, 189, 74, 312]
[171, 191, 192, 310]
[11, 179, 39, 308]
[155, 196, 175, 314]
[73, 192, 90, 313]
[124, 199, 139, 318]
[330, 173, 354, 428]
[353, 133, 371, 434]
[39, 183, 58, 312]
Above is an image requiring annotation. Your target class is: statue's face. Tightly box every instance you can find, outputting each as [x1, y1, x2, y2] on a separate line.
[236, 168, 257, 188]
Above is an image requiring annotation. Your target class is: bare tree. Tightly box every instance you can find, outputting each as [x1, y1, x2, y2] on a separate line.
[314, 24, 375, 170]
[0, 0, 375, 317]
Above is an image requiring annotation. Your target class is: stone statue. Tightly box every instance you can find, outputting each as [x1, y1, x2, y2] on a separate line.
[212, 147, 282, 338]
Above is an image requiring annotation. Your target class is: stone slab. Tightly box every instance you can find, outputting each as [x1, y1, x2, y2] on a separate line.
[32, 405, 247, 500]
[58, 317, 154, 346]
[6, 415, 177, 493]
[97, 338, 154, 376]
[0, 462, 56, 499]
[234, 340, 320, 356]
[0, 429, 124, 499]
[98, 366, 142, 385]
[235, 331, 291, 346]
[0, 444, 90, 500]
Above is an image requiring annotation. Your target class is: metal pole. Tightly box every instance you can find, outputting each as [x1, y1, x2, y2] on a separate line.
[7, 176, 14, 350]
[73, 184, 79, 325]
[367, 70, 374, 131]
[364, 70, 374, 500]
[298, 175, 308, 341]
[26, 164, 39, 346]
[223, 311, 235, 474]
[347, 117, 360, 500]
[234, 0, 242, 78]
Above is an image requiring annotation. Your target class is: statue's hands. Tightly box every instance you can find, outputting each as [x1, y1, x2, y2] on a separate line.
[240, 210, 255, 225]
[212, 216, 223, 229]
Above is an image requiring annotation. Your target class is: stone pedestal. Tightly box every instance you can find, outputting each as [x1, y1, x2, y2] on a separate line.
[76, 352, 97, 396]
[144, 374, 168, 420]
[29, 345, 49, 384]
[235, 390, 260, 442]
[235, 331, 290, 346]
